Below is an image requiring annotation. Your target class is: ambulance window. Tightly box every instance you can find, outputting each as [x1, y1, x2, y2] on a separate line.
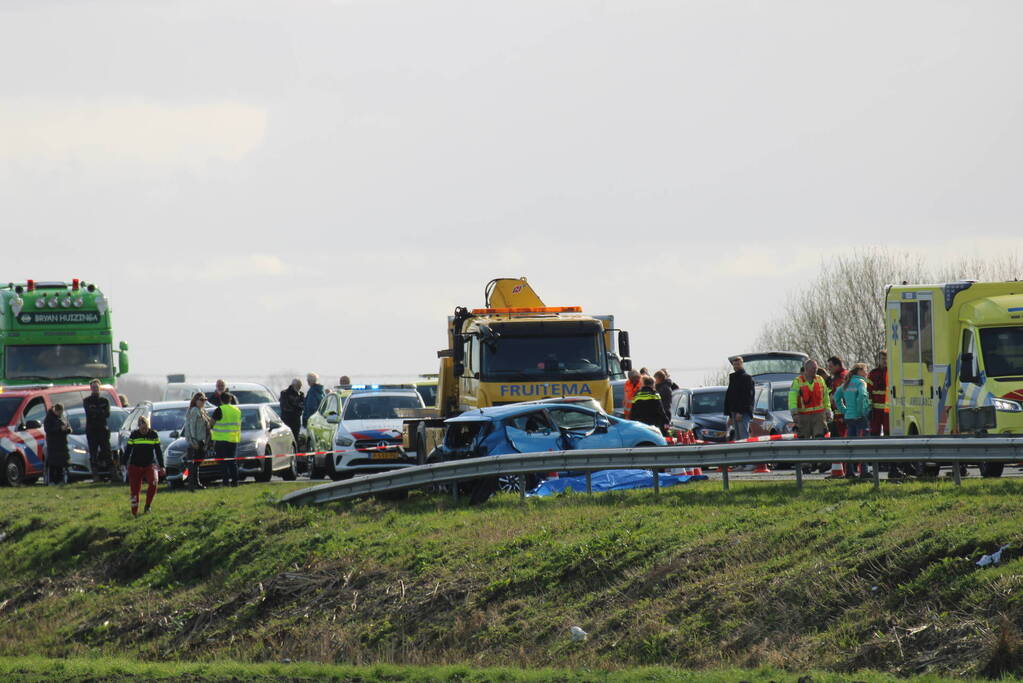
[919, 300, 933, 368]
[961, 329, 977, 378]
[900, 302, 920, 364]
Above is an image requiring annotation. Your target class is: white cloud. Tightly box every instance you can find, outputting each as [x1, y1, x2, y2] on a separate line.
[0, 98, 267, 167]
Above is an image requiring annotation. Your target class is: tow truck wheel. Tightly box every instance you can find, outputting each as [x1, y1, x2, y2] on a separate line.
[979, 462, 1004, 478]
[4, 455, 25, 487]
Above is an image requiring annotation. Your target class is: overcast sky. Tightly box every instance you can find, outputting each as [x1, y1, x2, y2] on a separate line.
[3, 0, 1022, 388]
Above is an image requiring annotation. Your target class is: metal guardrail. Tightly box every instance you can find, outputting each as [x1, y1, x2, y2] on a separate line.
[279, 436, 1023, 506]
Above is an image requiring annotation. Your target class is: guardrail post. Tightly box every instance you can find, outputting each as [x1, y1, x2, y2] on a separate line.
[520, 476, 526, 500]
[722, 467, 729, 491]
[953, 461, 962, 486]
[795, 464, 802, 491]
[452, 481, 459, 503]
[585, 471, 592, 495]
[653, 469, 660, 496]
[872, 462, 880, 490]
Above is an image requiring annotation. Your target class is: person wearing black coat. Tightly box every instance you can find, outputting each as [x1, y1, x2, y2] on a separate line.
[653, 369, 678, 418]
[630, 377, 669, 434]
[83, 379, 112, 481]
[44, 404, 72, 485]
[724, 356, 755, 440]
[279, 379, 305, 446]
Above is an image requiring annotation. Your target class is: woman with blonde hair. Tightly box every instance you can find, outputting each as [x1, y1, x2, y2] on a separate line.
[181, 392, 212, 490]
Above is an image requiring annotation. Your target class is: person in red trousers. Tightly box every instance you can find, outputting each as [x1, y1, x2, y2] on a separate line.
[125, 416, 165, 517]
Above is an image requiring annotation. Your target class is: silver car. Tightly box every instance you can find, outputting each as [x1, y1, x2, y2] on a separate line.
[66, 406, 129, 481]
[117, 401, 194, 458]
[163, 404, 298, 486]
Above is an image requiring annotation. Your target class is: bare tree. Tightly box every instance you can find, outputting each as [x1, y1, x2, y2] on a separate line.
[749, 247, 1023, 371]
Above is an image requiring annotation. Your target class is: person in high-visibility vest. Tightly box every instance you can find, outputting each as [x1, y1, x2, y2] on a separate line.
[622, 369, 641, 418]
[788, 359, 833, 439]
[866, 350, 889, 437]
[210, 392, 241, 487]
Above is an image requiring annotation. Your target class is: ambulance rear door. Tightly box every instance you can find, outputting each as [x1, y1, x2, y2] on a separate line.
[890, 290, 935, 435]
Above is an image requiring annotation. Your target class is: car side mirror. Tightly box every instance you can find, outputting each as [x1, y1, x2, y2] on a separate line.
[595, 416, 610, 433]
[169, 430, 180, 439]
[326, 413, 339, 424]
[25, 420, 42, 430]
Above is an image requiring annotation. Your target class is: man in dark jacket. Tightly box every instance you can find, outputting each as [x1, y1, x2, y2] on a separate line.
[630, 376, 669, 434]
[44, 403, 72, 485]
[83, 379, 112, 481]
[724, 356, 755, 440]
[304, 372, 325, 426]
[279, 379, 305, 446]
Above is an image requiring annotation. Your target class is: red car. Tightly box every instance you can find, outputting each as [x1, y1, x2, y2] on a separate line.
[0, 383, 122, 486]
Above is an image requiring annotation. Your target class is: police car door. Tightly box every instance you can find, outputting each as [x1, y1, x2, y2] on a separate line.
[11, 397, 48, 479]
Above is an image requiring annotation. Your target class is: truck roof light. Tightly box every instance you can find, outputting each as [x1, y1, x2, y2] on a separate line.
[72, 278, 80, 290]
[470, 306, 583, 315]
[26, 280, 35, 292]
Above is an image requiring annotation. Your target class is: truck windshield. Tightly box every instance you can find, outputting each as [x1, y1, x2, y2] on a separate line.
[482, 334, 607, 381]
[980, 327, 1023, 378]
[5, 343, 113, 380]
[0, 397, 22, 425]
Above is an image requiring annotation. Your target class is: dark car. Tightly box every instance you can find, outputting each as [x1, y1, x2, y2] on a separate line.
[668, 386, 733, 443]
[749, 381, 797, 437]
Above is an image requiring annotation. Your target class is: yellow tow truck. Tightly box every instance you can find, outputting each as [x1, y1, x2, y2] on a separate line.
[404, 278, 631, 461]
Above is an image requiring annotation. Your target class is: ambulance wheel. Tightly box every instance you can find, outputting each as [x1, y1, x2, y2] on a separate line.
[4, 455, 25, 487]
[979, 462, 1004, 478]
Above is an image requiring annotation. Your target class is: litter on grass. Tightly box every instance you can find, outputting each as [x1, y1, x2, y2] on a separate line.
[529, 469, 708, 496]
[976, 544, 1010, 567]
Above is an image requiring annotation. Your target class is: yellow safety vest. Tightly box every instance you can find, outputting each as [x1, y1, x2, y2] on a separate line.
[211, 404, 242, 443]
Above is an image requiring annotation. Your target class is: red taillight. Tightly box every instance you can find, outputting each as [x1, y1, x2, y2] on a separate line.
[26, 279, 34, 291]
[71, 278, 79, 290]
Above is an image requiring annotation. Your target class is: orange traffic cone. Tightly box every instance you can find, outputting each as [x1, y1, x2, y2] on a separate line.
[752, 462, 771, 474]
[690, 465, 703, 475]
[829, 462, 846, 478]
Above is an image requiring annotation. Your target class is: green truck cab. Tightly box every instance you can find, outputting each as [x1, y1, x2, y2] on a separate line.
[0, 280, 128, 386]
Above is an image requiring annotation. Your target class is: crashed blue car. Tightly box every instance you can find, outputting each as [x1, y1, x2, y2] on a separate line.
[429, 401, 666, 502]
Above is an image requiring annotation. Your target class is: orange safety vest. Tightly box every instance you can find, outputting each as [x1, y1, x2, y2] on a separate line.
[623, 379, 641, 418]
[790, 375, 829, 414]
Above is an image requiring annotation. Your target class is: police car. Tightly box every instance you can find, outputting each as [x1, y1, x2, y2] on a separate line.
[307, 385, 425, 480]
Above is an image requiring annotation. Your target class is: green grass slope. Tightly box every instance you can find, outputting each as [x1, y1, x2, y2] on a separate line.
[1, 478, 1022, 678]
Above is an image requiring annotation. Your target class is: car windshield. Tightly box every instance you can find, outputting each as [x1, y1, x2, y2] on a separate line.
[742, 356, 805, 379]
[691, 390, 726, 414]
[5, 343, 113, 381]
[980, 327, 1023, 378]
[416, 385, 438, 408]
[150, 407, 188, 432]
[772, 388, 790, 412]
[343, 395, 423, 420]
[0, 397, 22, 425]
[481, 333, 607, 381]
[230, 389, 273, 404]
[240, 408, 263, 430]
[66, 408, 125, 434]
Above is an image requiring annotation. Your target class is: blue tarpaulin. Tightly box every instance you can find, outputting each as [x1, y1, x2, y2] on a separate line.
[528, 469, 708, 496]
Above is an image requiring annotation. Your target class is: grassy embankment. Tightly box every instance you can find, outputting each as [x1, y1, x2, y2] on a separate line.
[1, 477, 1022, 679]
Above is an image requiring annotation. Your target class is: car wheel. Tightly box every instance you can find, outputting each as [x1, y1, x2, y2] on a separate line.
[310, 461, 325, 479]
[920, 463, 941, 478]
[281, 457, 298, 481]
[4, 455, 25, 487]
[979, 462, 1004, 478]
[497, 474, 522, 493]
[255, 452, 273, 483]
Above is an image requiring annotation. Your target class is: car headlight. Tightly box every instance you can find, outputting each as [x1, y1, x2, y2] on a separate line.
[993, 398, 1023, 413]
[335, 435, 355, 447]
[72, 447, 88, 455]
